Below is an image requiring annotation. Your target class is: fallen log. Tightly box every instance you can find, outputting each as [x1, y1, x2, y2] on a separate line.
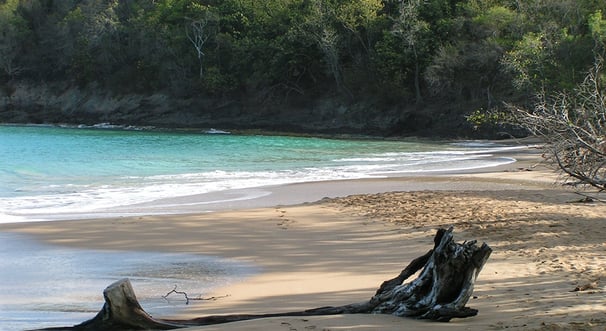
[33, 227, 491, 330]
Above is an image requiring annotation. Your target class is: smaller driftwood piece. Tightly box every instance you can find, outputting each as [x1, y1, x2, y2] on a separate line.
[33, 227, 491, 331]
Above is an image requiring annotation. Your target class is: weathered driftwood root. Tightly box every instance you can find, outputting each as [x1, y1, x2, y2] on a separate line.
[33, 227, 491, 330]
[368, 227, 492, 321]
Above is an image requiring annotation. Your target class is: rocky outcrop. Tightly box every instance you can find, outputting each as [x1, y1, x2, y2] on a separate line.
[0, 82, 484, 137]
[1, 83, 171, 126]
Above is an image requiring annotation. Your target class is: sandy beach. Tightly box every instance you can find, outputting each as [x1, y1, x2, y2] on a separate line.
[2, 147, 606, 331]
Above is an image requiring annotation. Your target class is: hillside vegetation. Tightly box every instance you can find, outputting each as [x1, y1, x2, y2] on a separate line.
[1, 0, 605, 136]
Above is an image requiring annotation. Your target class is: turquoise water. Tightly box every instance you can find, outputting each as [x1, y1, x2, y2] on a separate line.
[0, 124, 519, 222]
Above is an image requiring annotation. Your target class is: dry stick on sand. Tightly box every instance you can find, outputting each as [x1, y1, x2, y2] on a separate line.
[162, 285, 230, 305]
[33, 227, 491, 331]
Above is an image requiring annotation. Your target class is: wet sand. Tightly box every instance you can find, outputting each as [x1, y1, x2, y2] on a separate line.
[2, 146, 606, 330]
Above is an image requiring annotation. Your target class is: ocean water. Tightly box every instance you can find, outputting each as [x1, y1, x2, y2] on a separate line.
[0, 124, 522, 223]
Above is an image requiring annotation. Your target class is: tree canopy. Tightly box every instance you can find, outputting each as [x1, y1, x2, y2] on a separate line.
[1, 0, 605, 134]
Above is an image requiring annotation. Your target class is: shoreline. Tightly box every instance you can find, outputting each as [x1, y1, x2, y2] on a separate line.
[133, 143, 545, 213]
[2, 141, 544, 224]
[3, 148, 606, 330]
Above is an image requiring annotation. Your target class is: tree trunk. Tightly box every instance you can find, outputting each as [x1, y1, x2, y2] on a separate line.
[33, 227, 491, 330]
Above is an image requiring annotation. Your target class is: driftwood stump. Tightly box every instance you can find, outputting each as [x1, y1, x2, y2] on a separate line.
[33, 227, 491, 330]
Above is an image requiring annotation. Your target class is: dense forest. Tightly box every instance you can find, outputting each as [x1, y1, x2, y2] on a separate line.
[1, 0, 605, 136]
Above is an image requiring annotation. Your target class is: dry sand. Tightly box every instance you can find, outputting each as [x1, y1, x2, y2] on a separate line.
[2, 149, 606, 331]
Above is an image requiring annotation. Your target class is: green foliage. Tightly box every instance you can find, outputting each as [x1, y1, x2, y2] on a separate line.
[503, 32, 551, 90]
[472, 5, 522, 45]
[0, 0, 31, 79]
[589, 10, 606, 51]
[1, 0, 606, 122]
[465, 108, 504, 127]
[201, 66, 236, 95]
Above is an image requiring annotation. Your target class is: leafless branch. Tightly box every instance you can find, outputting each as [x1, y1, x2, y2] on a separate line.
[508, 56, 606, 191]
[163, 285, 229, 305]
[185, 15, 213, 79]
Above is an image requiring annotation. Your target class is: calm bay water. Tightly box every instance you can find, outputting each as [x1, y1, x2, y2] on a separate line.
[0, 124, 520, 223]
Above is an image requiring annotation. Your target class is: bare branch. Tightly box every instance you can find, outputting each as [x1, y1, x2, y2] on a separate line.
[163, 285, 229, 305]
[185, 15, 212, 79]
[508, 56, 606, 191]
